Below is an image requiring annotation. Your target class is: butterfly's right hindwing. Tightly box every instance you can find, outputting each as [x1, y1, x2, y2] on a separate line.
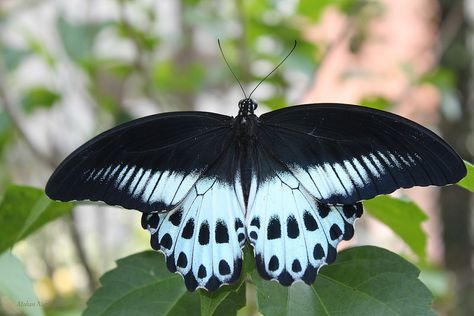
[46, 112, 234, 212]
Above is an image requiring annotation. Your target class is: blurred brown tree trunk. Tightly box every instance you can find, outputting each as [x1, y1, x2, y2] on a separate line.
[437, 1, 474, 315]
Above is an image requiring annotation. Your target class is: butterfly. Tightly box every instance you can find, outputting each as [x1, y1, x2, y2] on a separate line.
[45, 96, 466, 291]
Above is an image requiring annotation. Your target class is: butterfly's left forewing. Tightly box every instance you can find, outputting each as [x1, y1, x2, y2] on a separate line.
[46, 112, 234, 213]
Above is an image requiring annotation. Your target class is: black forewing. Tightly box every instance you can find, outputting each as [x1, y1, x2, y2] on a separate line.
[258, 103, 466, 205]
[46, 112, 234, 212]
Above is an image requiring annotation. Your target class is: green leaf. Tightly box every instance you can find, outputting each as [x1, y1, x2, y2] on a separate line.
[0, 252, 44, 316]
[0, 185, 74, 253]
[85, 251, 246, 316]
[21, 86, 61, 113]
[359, 96, 392, 111]
[364, 195, 428, 261]
[457, 160, 474, 192]
[297, 0, 332, 21]
[252, 246, 434, 316]
[261, 96, 287, 111]
[199, 281, 245, 316]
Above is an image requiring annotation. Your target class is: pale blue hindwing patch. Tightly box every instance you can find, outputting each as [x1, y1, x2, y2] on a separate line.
[143, 176, 246, 291]
[246, 171, 362, 286]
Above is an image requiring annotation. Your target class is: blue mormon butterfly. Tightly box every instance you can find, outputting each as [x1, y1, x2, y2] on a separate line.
[45, 42, 466, 292]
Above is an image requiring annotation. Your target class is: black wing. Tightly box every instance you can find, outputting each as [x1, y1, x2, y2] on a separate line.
[258, 103, 466, 205]
[46, 112, 234, 212]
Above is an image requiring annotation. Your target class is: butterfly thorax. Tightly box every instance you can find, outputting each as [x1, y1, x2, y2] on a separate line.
[235, 98, 259, 143]
[233, 99, 259, 207]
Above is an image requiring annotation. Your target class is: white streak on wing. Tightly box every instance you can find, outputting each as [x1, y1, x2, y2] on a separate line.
[142, 171, 161, 203]
[309, 165, 331, 199]
[333, 163, 353, 195]
[400, 155, 411, 167]
[406, 153, 416, 165]
[109, 165, 121, 179]
[352, 158, 369, 183]
[149, 170, 170, 202]
[157, 171, 184, 204]
[135, 169, 152, 197]
[85, 169, 95, 182]
[369, 153, 385, 175]
[290, 166, 322, 199]
[343, 160, 364, 187]
[323, 162, 346, 195]
[115, 165, 129, 186]
[388, 152, 402, 168]
[362, 155, 380, 178]
[128, 168, 144, 196]
[171, 172, 199, 204]
[92, 168, 104, 181]
[118, 166, 136, 190]
[100, 165, 113, 181]
[377, 151, 393, 167]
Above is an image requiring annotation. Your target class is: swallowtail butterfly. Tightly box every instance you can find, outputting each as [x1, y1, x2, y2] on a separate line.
[46, 98, 466, 291]
[45, 43, 466, 291]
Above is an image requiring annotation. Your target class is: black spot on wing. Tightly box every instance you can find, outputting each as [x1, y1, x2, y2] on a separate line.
[198, 265, 207, 278]
[287, 216, 299, 238]
[235, 218, 244, 230]
[215, 221, 229, 244]
[169, 209, 183, 226]
[177, 252, 188, 268]
[160, 233, 172, 249]
[313, 244, 324, 260]
[219, 260, 231, 275]
[181, 219, 194, 239]
[292, 259, 302, 272]
[199, 221, 210, 245]
[267, 217, 281, 240]
[342, 221, 354, 240]
[269, 255, 279, 271]
[329, 224, 342, 240]
[303, 211, 318, 231]
[250, 217, 260, 228]
[249, 231, 258, 240]
[319, 203, 330, 218]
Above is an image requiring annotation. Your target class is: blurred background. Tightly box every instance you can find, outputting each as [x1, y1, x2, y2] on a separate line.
[0, 0, 472, 315]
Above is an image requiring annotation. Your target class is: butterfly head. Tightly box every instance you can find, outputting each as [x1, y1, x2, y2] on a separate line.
[238, 98, 258, 116]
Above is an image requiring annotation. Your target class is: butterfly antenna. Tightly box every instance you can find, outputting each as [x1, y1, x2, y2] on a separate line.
[248, 40, 297, 99]
[218, 39, 247, 99]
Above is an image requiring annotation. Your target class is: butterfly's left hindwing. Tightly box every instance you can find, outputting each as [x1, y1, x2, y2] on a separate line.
[46, 112, 234, 212]
[141, 143, 246, 291]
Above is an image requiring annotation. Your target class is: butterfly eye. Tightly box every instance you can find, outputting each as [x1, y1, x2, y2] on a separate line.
[251, 100, 258, 111]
